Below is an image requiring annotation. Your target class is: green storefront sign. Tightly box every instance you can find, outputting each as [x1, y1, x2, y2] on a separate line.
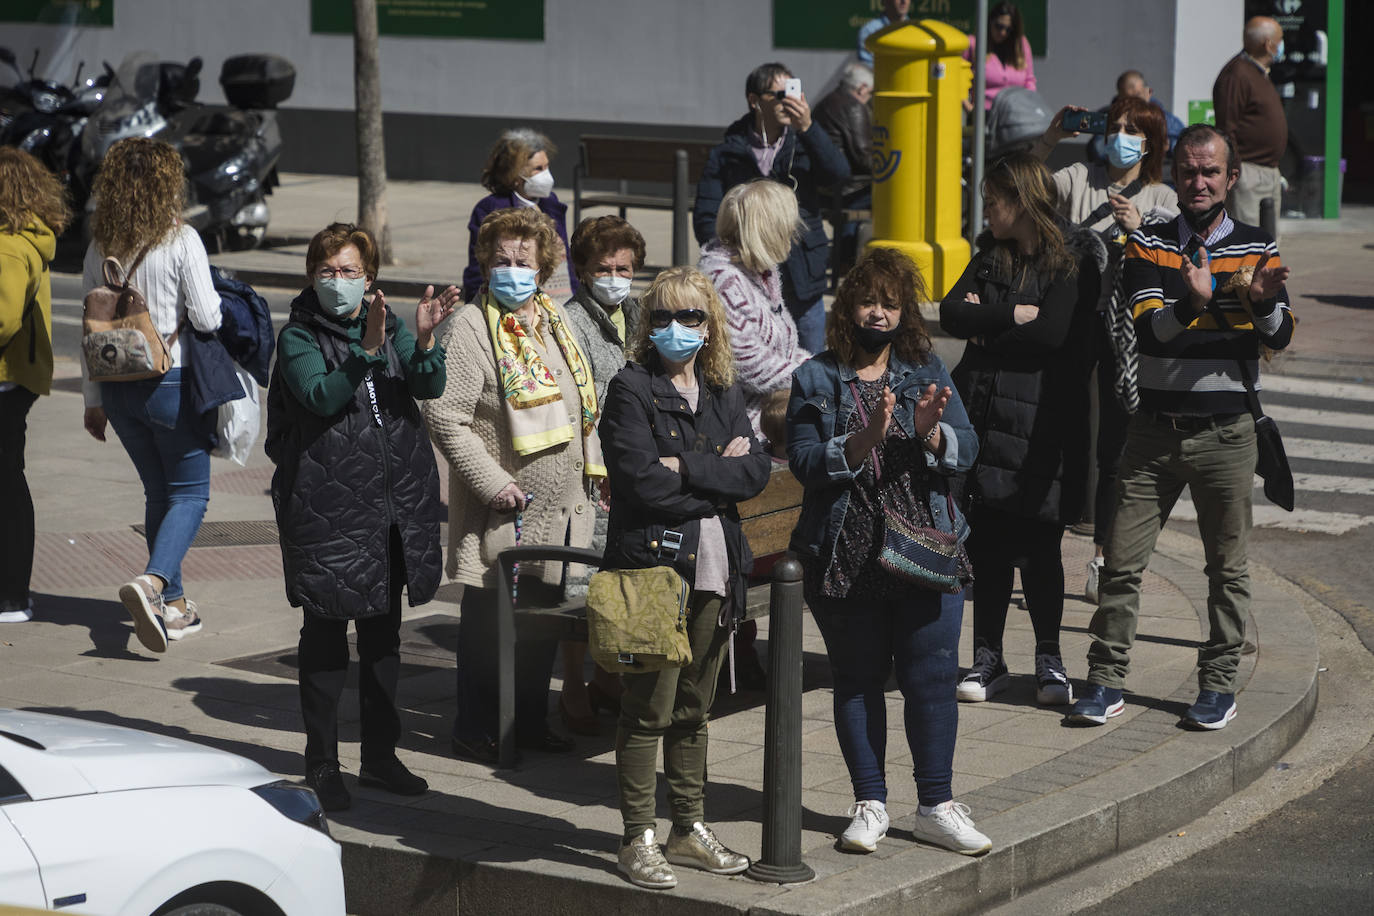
[311, 0, 543, 40]
[774, 0, 1047, 57]
[0, 0, 113, 26]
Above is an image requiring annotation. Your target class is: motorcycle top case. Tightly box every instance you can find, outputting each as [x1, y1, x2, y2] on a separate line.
[219, 54, 295, 110]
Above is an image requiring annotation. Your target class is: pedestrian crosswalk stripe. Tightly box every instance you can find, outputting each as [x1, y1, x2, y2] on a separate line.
[1263, 375, 1374, 403]
[1290, 473, 1374, 496]
[1168, 496, 1369, 535]
[1285, 437, 1374, 465]
[1267, 404, 1374, 432]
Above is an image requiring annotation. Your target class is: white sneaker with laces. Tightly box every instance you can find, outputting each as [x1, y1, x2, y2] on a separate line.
[911, 801, 992, 855]
[1085, 557, 1104, 604]
[838, 799, 889, 853]
[0, 602, 33, 623]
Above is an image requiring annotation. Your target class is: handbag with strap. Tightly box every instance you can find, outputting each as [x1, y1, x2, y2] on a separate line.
[848, 381, 965, 594]
[1203, 298, 1294, 512]
[82, 244, 181, 382]
[586, 562, 693, 673]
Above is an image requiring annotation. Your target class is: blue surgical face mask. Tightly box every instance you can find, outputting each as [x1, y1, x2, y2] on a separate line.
[313, 276, 367, 318]
[488, 266, 539, 310]
[1105, 132, 1145, 169]
[649, 321, 706, 363]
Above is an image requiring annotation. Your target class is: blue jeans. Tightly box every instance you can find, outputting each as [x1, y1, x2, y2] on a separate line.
[810, 587, 963, 807]
[101, 370, 210, 602]
[791, 295, 827, 356]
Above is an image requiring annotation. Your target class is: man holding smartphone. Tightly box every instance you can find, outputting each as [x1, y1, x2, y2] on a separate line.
[693, 62, 850, 355]
[1068, 124, 1293, 732]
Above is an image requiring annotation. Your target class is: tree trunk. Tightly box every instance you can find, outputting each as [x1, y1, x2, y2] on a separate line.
[353, 0, 392, 264]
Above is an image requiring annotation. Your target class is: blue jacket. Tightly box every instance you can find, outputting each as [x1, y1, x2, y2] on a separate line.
[184, 327, 246, 449]
[785, 350, 977, 567]
[693, 114, 851, 304]
[460, 191, 575, 303]
[210, 266, 275, 388]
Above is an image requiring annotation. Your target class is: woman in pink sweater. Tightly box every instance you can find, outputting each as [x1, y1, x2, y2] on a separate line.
[964, 2, 1036, 111]
[698, 180, 811, 442]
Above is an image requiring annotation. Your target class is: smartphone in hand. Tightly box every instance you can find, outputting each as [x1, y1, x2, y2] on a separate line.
[782, 77, 802, 99]
[1062, 109, 1108, 134]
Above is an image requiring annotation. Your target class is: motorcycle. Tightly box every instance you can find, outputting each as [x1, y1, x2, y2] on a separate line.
[77, 51, 295, 251]
[0, 46, 111, 193]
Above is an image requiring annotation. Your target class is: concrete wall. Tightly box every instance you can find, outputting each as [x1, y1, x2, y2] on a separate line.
[2, 0, 1245, 179]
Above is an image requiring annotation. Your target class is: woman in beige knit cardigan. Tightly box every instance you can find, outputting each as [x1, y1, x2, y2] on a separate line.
[423, 207, 604, 764]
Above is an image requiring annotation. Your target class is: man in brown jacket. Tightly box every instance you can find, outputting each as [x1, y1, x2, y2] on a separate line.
[1213, 15, 1287, 240]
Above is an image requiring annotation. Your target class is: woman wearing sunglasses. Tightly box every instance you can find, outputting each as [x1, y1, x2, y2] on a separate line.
[963, 1, 1036, 112]
[698, 179, 812, 443]
[599, 267, 772, 889]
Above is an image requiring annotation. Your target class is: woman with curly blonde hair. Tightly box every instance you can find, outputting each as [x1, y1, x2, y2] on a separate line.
[599, 266, 771, 889]
[0, 148, 71, 624]
[423, 205, 600, 764]
[81, 137, 223, 653]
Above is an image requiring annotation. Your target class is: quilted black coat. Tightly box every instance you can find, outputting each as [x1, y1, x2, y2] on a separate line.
[266, 301, 443, 620]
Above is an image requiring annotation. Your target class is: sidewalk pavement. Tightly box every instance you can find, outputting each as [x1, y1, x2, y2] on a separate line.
[13, 177, 1368, 915]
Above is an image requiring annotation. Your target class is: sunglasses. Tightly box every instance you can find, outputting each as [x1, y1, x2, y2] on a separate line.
[649, 308, 707, 329]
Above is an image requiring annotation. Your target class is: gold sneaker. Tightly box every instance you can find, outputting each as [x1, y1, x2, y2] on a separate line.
[617, 828, 677, 890]
[664, 822, 750, 875]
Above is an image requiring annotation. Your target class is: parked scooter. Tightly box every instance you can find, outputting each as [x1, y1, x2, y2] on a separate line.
[77, 51, 295, 251]
[0, 46, 110, 192]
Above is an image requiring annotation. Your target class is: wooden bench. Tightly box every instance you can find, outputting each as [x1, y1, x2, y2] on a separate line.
[571, 134, 718, 266]
[490, 464, 802, 767]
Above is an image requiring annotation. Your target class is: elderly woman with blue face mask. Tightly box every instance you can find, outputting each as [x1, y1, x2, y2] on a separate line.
[599, 266, 771, 890]
[423, 206, 604, 765]
[267, 222, 459, 812]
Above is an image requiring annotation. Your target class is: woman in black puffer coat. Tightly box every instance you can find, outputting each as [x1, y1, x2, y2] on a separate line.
[939, 153, 1103, 710]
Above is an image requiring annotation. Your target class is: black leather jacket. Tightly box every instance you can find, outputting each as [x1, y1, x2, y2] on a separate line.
[599, 358, 772, 615]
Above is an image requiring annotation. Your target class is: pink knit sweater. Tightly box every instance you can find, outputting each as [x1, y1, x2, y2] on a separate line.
[698, 240, 811, 440]
[965, 35, 1036, 110]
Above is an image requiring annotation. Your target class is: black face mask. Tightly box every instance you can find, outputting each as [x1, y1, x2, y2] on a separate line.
[1181, 200, 1225, 234]
[853, 323, 899, 354]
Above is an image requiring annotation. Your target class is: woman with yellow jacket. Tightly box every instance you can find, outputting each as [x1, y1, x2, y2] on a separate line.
[0, 148, 70, 624]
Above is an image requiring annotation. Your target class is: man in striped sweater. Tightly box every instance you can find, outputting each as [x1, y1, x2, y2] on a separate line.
[1069, 124, 1293, 731]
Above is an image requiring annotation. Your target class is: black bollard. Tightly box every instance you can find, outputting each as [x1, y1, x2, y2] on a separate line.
[746, 555, 816, 885]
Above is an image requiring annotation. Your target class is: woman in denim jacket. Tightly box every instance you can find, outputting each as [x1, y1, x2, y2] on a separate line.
[786, 248, 991, 857]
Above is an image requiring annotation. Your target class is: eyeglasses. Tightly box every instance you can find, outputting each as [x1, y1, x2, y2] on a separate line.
[650, 308, 707, 329]
[315, 267, 366, 280]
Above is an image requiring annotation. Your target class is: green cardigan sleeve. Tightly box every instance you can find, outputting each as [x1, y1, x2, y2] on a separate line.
[389, 313, 447, 400]
[277, 324, 385, 417]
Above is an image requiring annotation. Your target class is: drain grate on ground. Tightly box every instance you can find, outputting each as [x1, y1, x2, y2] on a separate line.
[134, 519, 281, 548]
[218, 613, 458, 683]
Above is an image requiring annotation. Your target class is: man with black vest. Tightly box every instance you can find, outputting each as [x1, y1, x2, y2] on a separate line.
[1069, 125, 1293, 731]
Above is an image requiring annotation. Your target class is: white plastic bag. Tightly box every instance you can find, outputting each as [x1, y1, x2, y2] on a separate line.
[212, 366, 261, 467]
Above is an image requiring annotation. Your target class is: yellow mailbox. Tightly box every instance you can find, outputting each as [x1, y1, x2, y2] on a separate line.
[866, 19, 971, 298]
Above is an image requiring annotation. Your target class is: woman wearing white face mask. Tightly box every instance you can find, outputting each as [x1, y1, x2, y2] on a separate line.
[461, 128, 576, 303]
[1030, 96, 1178, 603]
[423, 207, 603, 765]
[554, 215, 649, 733]
[267, 222, 459, 811]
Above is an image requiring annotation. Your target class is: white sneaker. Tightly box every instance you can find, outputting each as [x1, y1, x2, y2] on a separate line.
[164, 599, 203, 641]
[118, 575, 168, 654]
[1085, 557, 1104, 604]
[0, 602, 33, 623]
[1034, 647, 1073, 706]
[911, 801, 992, 855]
[838, 799, 889, 853]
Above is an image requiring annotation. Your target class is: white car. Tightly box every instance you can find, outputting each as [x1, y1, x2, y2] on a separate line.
[0, 709, 345, 916]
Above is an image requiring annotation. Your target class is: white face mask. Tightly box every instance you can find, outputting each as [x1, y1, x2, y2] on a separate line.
[591, 275, 632, 307]
[523, 168, 554, 199]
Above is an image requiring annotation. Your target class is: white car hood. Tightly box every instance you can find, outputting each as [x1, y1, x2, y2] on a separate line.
[0, 709, 274, 800]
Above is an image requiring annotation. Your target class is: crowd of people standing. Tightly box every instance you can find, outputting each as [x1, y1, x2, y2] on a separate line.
[0, 6, 1299, 893]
